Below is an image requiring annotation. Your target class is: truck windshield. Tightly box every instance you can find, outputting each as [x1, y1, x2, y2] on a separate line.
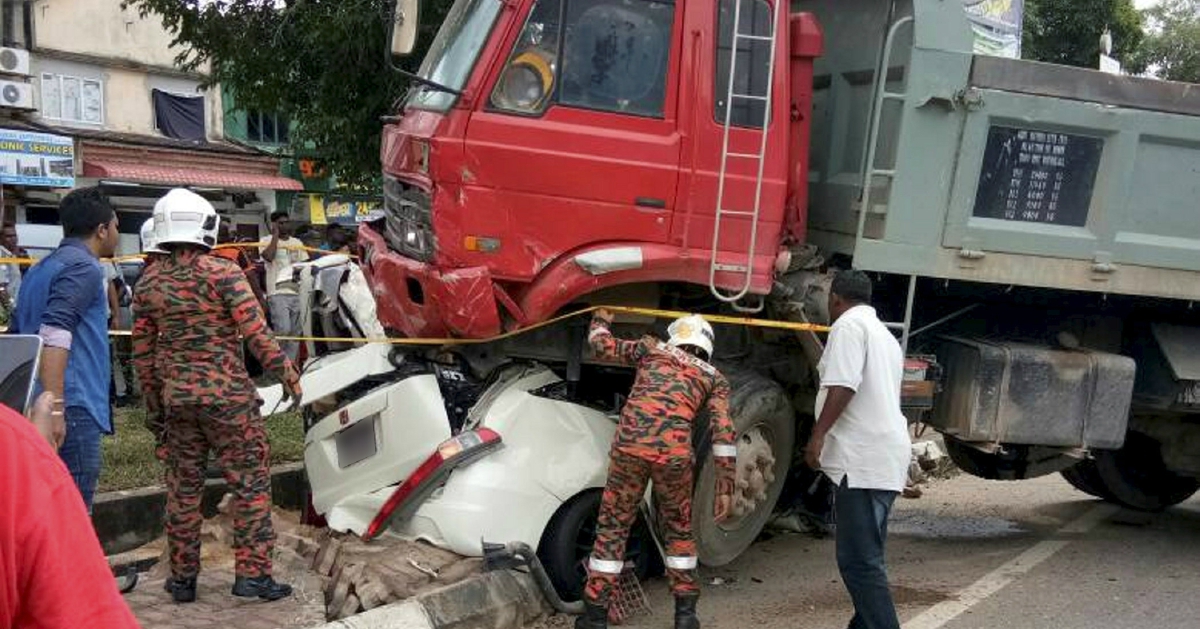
[407, 0, 503, 112]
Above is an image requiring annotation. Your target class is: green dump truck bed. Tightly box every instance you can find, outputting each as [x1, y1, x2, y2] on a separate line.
[801, 0, 1200, 301]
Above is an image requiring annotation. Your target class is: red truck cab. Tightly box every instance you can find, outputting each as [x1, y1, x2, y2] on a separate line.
[366, 0, 822, 338]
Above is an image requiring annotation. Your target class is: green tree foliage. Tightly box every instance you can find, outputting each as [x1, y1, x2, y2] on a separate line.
[1130, 0, 1200, 83]
[124, 0, 455, 189]
[1022, 0, 1144, 68]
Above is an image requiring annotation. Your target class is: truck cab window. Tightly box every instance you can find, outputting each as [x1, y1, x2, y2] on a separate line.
[715, 0, 772, 128]
[490, 0, 675, 118]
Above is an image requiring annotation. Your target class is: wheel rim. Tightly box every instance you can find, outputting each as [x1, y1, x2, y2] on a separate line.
[721, 423, 778, 531]
[571, 503, 650, 586]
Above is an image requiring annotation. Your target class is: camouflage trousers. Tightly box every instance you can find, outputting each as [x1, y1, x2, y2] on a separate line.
[584, 449, 699, 605]
[163, 400, 275, 579]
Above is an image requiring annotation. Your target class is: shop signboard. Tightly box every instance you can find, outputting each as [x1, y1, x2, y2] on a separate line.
[305, 194, 381, 225]
[0, 128, 75, 188]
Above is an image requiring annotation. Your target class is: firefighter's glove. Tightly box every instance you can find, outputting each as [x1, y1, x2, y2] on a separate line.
[282, 376, 303, 404]
[713, 452, 737, 522]
[144, 406, 170, 462]
[714, 476, 736, 523]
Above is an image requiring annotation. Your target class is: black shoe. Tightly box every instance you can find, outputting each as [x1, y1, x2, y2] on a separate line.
[115, 569, 138, 594]
[575, 600, 608, 629]
[675, 594, 700, 629]
[164, 576, 197, 603]
[232, 575, 293, 601]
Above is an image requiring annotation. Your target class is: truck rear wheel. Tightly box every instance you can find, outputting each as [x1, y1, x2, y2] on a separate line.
[692, 367, 795, 567]
[1060, 459, 1112, 500]
[1091, 431, 1200, 511]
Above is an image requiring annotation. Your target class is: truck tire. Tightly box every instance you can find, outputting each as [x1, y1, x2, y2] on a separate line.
[1091, 431, 1200, 511]
[536, 490, 660, 602]
[1060, 460, 1112, 500]
[692, 367, 795, 567]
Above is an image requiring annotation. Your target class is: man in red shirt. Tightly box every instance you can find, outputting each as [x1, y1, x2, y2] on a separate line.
[0, 393, 142, 629]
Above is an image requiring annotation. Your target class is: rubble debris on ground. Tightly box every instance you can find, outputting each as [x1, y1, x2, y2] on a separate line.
[311, 531, 483, 620]
[119, 493, 484, 627]
[908, 438, 957, 486]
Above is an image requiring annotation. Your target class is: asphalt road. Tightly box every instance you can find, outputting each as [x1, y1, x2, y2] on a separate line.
[529, 472, 1200, 629]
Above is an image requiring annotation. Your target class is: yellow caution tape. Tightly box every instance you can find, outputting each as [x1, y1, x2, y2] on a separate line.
[107, 305, 829, 344]
[0, 243, 350, 267]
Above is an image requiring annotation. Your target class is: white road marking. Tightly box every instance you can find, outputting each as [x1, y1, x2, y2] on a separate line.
[902, 503, 1118, 629]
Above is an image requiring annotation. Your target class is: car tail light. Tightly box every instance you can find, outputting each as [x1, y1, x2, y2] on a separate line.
[362, 428, 502, 541]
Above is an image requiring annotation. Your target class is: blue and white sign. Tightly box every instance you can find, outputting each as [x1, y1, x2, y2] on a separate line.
[0, 128, 75, 188]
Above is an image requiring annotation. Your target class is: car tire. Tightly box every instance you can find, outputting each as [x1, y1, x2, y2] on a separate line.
[537, 490, 660, 602]
[692, 366, 795, 567]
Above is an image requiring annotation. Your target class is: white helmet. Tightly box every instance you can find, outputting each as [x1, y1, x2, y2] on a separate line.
[152, 188, 220, 250]
[139, 217, 166, 254]
[667, 314, 714, 358]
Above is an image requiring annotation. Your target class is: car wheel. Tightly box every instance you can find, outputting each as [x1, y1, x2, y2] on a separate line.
[1060, 459, 1112, 500]
[536, 490, 660, 602]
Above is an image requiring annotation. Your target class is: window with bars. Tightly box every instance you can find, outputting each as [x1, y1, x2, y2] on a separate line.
[40, 73, 103, 124]
[247, 110, 290, 144]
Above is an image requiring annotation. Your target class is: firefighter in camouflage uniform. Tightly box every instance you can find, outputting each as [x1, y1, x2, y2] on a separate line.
[579, 309, 738, 629]
[132, 189, 303, 604]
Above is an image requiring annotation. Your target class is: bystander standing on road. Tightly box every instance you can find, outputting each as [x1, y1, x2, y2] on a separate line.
[107, 259, 136, 406]
[804, 270, 911, 629]
[321, 223, 353, 255]
[0, 392, 142, 629]
[214, 222, 267, 308]
[259, 210, 309, 362]
[134, 189, 302, 604]
[11, 187, 120, 511]
[0, 223, 25, 325]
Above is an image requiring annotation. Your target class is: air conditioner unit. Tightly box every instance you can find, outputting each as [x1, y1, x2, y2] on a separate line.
[0, 48, 30, 77]
[0, 80, 33, 110]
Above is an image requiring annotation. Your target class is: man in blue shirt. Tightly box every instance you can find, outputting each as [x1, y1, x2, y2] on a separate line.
[12, 187, 120, 510]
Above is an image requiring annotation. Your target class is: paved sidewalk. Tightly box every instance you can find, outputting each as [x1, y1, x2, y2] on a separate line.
[118, 503, 328, 629]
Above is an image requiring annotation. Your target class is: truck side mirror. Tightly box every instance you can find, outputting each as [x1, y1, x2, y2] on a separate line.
[390, 0, 420, 56]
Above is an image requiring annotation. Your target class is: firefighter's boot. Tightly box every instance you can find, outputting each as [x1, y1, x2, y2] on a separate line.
[232, 575, 293, 601]
[575, 601, 608, 629]
[164, 576, 197, 603]
[675, 594, 701, 629]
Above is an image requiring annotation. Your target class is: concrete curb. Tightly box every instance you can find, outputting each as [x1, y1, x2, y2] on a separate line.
[308, 570, 550, 629]
[95, 462, 306, 555]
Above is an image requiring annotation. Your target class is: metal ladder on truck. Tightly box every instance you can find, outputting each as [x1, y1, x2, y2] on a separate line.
[709, 0, 785, 309]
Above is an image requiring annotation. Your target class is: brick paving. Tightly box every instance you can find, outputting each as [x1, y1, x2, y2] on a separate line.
[119, 507, 328, 629]
[125, 566, 326, 629]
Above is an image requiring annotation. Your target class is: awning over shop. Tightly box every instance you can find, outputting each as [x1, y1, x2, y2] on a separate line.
[77, 135, 303, 192]
[83, 160, 303, 191]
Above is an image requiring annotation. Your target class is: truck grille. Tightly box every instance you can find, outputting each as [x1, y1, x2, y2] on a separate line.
[382, 174, 434, 262]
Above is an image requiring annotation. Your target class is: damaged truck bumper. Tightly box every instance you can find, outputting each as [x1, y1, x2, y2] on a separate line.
[359, 224, 503, 339]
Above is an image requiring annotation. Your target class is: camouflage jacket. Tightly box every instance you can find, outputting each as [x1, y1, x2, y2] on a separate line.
[132, 249, 298, 408]
[589, 315, 737, 477]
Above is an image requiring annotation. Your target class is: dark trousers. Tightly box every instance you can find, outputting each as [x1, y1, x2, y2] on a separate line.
[835, 477, 900, 629]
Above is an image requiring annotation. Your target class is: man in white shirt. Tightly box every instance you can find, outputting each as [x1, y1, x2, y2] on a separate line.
[259, 211, 309, 362]
[805, 270, 910, 629]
